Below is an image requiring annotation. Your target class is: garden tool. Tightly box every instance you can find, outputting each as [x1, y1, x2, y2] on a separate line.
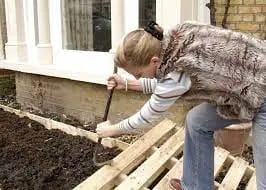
[93, 66, 117, 167]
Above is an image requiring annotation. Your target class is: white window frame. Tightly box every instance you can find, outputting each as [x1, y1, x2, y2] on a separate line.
[49, 0, 140, 83]
[0, 0, 210, 84]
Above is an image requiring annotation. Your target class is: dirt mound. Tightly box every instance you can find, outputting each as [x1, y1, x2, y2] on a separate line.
[0, 109, 120, 190]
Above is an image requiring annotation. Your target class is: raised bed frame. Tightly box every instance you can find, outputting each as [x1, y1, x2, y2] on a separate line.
[0, 105, 256, 190]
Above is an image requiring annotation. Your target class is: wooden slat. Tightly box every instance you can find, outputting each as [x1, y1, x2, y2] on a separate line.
[74, 119, 176, 190]
[0, 104, 130, 151]
[153, 158, 183, 190]
[0, 104, 99, 142]
[214, 147, 230, 177]
[245, 173, 256, 190]
[115, 129, 185, 190]
[218, 157, 248, 190]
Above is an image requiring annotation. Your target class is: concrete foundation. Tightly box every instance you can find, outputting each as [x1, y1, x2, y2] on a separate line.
[16, 72, 197, 125]
[0, 69, 15, 96]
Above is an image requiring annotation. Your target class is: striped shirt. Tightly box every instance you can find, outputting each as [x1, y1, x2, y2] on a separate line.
[118, 71, 192, 133]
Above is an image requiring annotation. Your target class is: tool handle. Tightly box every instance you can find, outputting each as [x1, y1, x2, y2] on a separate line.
[102, 66, 117, 121]
[102, 88, 115, 121]
[93, 66, 117, 167]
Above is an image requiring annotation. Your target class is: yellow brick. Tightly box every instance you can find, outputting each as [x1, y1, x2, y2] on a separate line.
[243, 0, 255, 4]
[262, 24, 266, 31]
[215, 15, 225, 22]
[216, 6, 238, 13]
[215, 0, 226, 4]
[256, 14, 266, 22]
[216, 22, 223, 27]
[236, 23, 260, 31]
[231, 0, 243, 4]
[242, 14, 254, 21]
[227, 15, 243, 22]
[256, 0, 266, 4]
[228, 23, 237, 30]
[238, 6, 262, 13]
[228, 6, 239, 13]
[216, 6, 226, 14]
[215, 6, 224, 14]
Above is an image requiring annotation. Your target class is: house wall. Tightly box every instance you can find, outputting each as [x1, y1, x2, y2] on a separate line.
[9, 0, 266, 125]
[16, 72, 194, 125]
[0, 69, 14, 96]
[215, 0, 266, 39]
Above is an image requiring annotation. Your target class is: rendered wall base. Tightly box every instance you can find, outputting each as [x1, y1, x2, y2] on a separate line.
[0, 69, 15, 96]
[16, 72, 196, 125]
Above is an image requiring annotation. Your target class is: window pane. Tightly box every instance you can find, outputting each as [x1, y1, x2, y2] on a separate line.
[61, 0, 111, 52]
[139, 0, 156, 28]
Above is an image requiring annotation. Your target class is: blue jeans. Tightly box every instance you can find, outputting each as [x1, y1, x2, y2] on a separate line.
[181, 101, 266, 190]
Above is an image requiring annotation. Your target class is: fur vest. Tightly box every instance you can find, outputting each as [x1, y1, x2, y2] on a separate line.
[157, 22, 266, 121]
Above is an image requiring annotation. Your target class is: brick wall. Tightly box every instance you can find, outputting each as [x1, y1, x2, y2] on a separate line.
[215, 0, 266, 39]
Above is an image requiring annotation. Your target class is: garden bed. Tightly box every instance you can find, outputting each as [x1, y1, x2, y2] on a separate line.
[0, 108, 120, 190]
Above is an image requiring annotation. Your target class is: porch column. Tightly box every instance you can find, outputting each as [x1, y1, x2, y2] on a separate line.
[36, 0, 52, 64]
[4, 0, 27, 61]
[110, 0, 124, 51]
[0, 18, 4, 59]
[0, 0, 5, 59]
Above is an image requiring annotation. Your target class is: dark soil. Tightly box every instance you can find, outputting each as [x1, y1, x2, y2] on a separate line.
[0, 108, 120, 190]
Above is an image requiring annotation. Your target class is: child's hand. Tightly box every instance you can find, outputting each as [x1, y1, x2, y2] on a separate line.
[107, 74, 126, 90]
[96, 121, 123, 138]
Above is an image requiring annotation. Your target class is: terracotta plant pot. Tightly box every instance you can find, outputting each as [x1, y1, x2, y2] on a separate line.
[214, 123, 252, 156]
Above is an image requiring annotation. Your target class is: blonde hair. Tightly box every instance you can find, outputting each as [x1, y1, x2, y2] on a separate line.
[114, 29, 162, 68]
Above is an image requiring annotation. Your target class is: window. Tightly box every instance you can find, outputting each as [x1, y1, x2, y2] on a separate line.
[139, 0, 156, 28]
[61, 0, 111, 52]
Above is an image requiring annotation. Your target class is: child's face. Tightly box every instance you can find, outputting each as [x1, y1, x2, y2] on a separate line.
[123, 56, 160, 79]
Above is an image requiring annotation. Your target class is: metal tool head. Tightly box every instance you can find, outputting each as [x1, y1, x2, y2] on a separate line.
[93, 137, 114, 167]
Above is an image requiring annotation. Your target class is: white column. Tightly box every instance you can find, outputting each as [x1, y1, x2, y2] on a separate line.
[197, 0, 210, 24]
[180, 0, 197, 23]
[0, 21, 4, 59]
[36, 0, 52, 64]
[124, 0, 138, 34]
[156, 0, 181, 31]
[0, 0, 5, 59]
[157, 0, 210, 29]
[4, 0, 27, 61]
[110, 0, 124, 52]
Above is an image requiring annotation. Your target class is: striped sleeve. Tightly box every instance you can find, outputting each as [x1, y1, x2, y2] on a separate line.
[139, 78, 157, 94]
[118, 71, 191, 133]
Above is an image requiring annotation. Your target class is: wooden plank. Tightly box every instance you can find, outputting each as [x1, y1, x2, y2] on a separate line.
[0, 104, 99, 142]
[101, 137, 130, 150]
[74, 119, 176, 190]
[114, 174, 149, 190]
[115, 129, 185, 190]
[0, 104, 132, 152]
[218, 157, 248, 190]
[214, 147, 230, 177]
[153, 158, 183, 190]
[245, 173, 256, 190]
